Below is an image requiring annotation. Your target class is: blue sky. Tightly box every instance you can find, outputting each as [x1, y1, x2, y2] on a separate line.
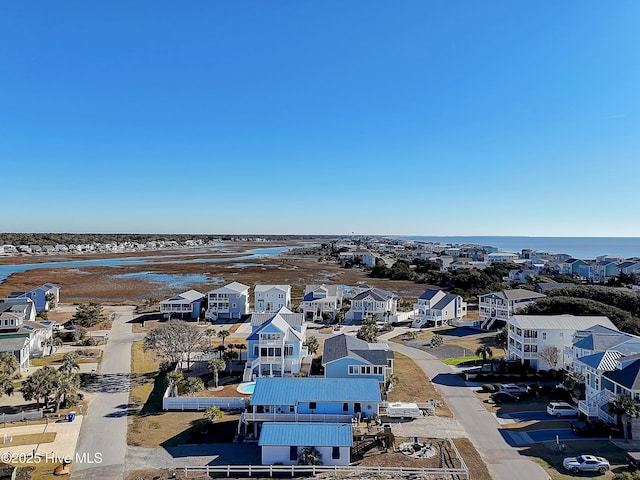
[1, 1, 638, 236]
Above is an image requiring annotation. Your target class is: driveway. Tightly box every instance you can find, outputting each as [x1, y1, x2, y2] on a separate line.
[497, 411, 574, 422]
[386, 340, 551, 480]
[501, 428, 580, 447]
[72, 306, 141, 480]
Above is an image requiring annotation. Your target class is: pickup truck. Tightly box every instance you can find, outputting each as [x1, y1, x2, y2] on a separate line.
[570, 419, 621, 437]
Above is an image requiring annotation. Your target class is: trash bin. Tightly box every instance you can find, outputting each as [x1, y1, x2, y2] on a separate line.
[67, 411, 76, 422]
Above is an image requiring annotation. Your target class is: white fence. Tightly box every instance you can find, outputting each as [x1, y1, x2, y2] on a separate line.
[391, 309, 419, 324]
[1, 410, 43, 424]
[180, 464, 469, 479]
[162, 387, 247, 411]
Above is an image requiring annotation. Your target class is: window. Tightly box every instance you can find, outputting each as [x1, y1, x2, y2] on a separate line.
[542, 332, 547, 340]
[285, 345, 293, 356]
[290, 446, 297, 461]
[348, 365, 358, 375]
[232, 303, 236, 308]
[253, 346, 259, 356]
[332, 447, 340, 460]
[309, 402, 316, 410]
[373, 366, 383, 375]
[343, 402, 349, 412]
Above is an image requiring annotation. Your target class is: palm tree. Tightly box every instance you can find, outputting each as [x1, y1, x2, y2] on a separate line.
[208, 359, 226, 388]
[0, 373, 15, 397]
[52, 371, 80, 412]
[386, 372, 399, 392]
[59, 352, 80, 374]
[204, 406, 223, 424]
[0, 353, 19, 376]
[223, 351, 238, 374]
[297, 446, 323, 465]
[494, 327, 508, 353]
[165, 370, 184, 396]
[216, 345, 227, 359]
[183, 377, 204, 397]
[475, 345, 493, 364]
[609, 395, 640, 440]
[21, 366, 57, 408]
[303, 336, 319, 355]
[217, 329, 230, 347]
[236, 343, 247, 363]
[45, 336, 63, 356]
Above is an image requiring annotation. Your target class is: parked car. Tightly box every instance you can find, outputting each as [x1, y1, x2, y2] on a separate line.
[570, 419, 621, 438]
[499, 383, 529, 395]
[490, 391, 519, 403]
[563, 454, 610, 474]
[547, 402, 579, 417]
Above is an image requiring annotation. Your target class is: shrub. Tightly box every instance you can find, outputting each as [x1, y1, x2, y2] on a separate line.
[82, 337, 97, 346]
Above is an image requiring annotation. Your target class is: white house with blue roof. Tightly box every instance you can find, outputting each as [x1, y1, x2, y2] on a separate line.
[244, 307, 307, 380]
[259, 422, 352, 466]
[322, 334, 393, 385]
[412, 289, 467, 328]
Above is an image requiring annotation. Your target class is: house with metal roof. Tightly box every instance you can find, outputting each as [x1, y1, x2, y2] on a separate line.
[478, 289, 547, 330]
[412, 289, 467, 328]
[248, 377, 381, 419]
[254, 285, 291, 313]
[346, 288, 397, 322]
[243, 308, 307, 380]
[0, 300, 53, 369]
[205, 282, 250, 320]
[301, 285, 343, 322]
[5, 283, 59, 313]
[159, 289, 204, 320]
[507, 314, 617, 371]
[259, 422, 352, 466]
[322, 334, 393, 385]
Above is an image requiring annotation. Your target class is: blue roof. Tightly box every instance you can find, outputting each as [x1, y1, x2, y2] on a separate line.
[575, 351, 620, 371]
[251, 377, 381, 406]
[259, 422, 352, 447]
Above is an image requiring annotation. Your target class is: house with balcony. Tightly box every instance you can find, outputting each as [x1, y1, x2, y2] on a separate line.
[0, 299, 53, 370]
[301, 285, 343, 322]
[507, 314, 617, 371]
[322, 334, 393, 385]
[5, 283, 59, 313]
[619, 260, 640, 275]
[555, 258, 587, 276]
[478, 289, 547, 330]
[346, 288, 397, 323]
[244, 307, 307, 380]
[254, 285, 291, 313]
[504, 269, 537, 284]
[159, 289, 205, 320]
[205, 282, 249, 320]
[485, 252, 520, 264]
[411, 289, 467, 328]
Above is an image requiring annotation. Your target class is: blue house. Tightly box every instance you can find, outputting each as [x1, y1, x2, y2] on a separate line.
[205, 281, 250, 320]
[159, 289, 204, 320]
[248, 377, 381, 418]
[259, 422, 352, 466]
[243, 308, 307, 380]
[322, 334, 393, 385]
[6, 283, 59, 313]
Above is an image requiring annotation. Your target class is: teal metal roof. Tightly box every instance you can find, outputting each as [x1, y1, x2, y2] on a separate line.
[258, 422, 352, 447]
[251, 377, 381, 405]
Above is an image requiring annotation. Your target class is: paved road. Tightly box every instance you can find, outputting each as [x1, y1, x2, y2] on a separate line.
[72, 306, 140, 480]
[386, 340, 551, 480]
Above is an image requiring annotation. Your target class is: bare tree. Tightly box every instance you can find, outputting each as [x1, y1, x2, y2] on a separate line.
[538, 345, 560, 370]
[144, 320, 207, 370]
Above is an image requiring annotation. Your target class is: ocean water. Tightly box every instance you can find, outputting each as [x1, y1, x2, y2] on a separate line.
[396, 236, 640, 260]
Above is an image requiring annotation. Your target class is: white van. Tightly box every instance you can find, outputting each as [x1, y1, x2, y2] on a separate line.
[386, 402, 422, 419]
[547, 402, 579, 417]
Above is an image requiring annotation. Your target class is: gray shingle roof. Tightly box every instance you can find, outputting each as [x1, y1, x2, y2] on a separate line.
[322, 334, 393, 366]
[351, 288, 396, 302]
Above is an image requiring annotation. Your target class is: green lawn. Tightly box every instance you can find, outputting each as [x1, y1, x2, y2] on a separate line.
[441, 356, 482, 366]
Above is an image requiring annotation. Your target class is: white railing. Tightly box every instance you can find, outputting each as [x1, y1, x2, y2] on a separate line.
[1, 410, 43, 424]
[241, 412, 354, 424]
[162, 386, 247, 411]
[390, 310, 418, 324]
[181, 464, 469, 478]
[579, 389, 616, 419]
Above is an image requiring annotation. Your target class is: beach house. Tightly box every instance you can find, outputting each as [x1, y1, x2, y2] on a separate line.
[412, 289, 467, 328]
[301, 284, 343, 322]
[159, 289, 205, 320]
[5, 283, 59, 313]
[478, 289, 546, 330]
[346, 288, 397, 322]
[322, 334, 394, 385]
[254, 285, 291, 313]
[205, 282, 250, 320]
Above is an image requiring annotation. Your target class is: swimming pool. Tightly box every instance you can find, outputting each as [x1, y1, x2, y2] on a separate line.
[236, 382, 255, 395]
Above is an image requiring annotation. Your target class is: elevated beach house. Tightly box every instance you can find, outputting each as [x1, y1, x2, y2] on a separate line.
[322, 333, 393, 385]
[205, 282, 250, 320]
[346, 287, 397, 322]
[412, 289, 467, 328]
[0, 299, 53, 370]
[254, 285, 291, 313]
[301, 284, 344, 322]
[244, 307, 307, 380]
[5, 283, 59, 313]
[478, 289, 546, 330]
[159, 289, 205, 320]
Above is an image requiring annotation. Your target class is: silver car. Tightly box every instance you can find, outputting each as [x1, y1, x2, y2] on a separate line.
[563, 454, 610, 474]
